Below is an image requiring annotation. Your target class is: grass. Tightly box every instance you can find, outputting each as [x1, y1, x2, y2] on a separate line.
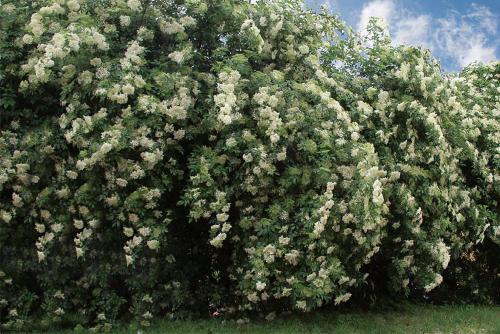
[42, 304, 500, 334]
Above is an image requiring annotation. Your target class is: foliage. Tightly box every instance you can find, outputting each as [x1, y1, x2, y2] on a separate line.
[0, 0, 498, 330]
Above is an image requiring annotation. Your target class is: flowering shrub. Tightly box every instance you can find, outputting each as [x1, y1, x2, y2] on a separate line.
[0, 0, 498, 330]
[333, 34, 499, 300]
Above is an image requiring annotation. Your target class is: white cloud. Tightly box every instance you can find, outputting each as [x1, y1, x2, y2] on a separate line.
[393, 15, 431, 47]
[357, 0, 395, 32]
[467, 3, 497, 34]
[355, 0, 499, 69]
[461, 42, 496, 66]
[357, 0, 431, 47]
[434, 5, 498, 67]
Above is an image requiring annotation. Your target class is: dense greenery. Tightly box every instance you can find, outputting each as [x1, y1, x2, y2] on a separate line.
[0, 0, 498, 331]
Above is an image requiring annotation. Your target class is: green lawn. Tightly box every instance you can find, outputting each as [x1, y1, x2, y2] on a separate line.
[47, 304, 500, 334]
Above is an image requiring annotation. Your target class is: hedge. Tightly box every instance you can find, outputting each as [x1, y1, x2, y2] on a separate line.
[0, 0, 498, 331]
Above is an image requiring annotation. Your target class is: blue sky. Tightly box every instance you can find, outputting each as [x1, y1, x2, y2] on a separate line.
[305, 0, 499, 71]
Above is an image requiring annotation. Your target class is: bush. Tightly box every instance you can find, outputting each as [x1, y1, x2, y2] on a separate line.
[0, 0, 498, 330]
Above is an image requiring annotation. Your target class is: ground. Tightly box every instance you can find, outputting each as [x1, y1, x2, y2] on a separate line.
[43, 304, 500, 334]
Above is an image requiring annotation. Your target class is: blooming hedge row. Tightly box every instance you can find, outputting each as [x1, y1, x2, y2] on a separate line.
[0, 0, 498, 330]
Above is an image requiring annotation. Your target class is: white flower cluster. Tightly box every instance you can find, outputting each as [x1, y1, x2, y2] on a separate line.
[121, 41, 145, 70]
[254, 87, 283, 144]
[240, 19, 265, 53]
[424, 273, 443, 292]
[431, 239, 451, 270]
[123, 224, 160, 266]
[312, 182, 336, 238]
[214, 70, 241, 125]
[127, 0, 142, 12]
[209, 191, 231, 248]
[159, 16, 196, 35]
